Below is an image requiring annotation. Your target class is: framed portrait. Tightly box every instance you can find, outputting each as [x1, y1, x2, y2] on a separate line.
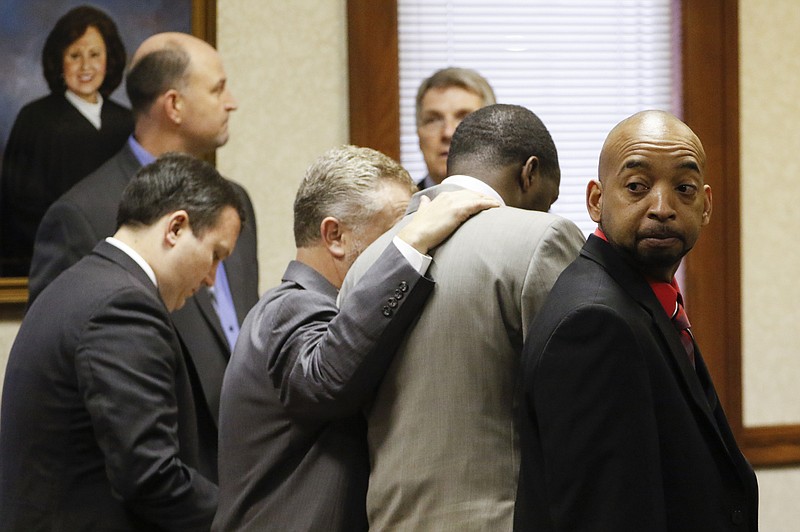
[0, 0, 215, 303]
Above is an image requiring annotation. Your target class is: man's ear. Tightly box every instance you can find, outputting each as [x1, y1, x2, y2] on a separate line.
[519, 155, 540, 192]
[165, 210, 190, 247]
[163, 89, 182, 124]
[320, 216, 345, 259]
[586, 179, 603, 223]
[702, 184, 713, 226]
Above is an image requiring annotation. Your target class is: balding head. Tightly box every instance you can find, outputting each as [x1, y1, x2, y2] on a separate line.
[130, 32, 212, 65]
[126, 32, 237, 156]
[127, 33, 217, 117]
[599, 110, 706, 183]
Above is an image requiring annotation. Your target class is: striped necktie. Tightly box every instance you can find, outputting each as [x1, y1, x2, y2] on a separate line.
[672, 295, 695, 368]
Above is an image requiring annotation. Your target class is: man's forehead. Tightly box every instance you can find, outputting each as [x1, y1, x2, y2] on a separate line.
[602, 119, 706, 176]
[618, 153, 702, 172]
[422, 86, 482, 107]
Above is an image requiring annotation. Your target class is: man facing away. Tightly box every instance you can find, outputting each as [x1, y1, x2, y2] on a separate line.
[340, 104, 586, 530]
[28, 32, 258, 480]
[415, 67, 495, 190]
[214, 145, 498, 531]
[514, 110, 758, 531]
[1, 154, 242, 530]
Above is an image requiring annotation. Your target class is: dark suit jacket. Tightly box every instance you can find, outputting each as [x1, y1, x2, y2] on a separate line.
[28, 144, 260, 479]
[514, 235, 758, 531]
[0, 242, 217, 531]
[213, 244, 434, 532]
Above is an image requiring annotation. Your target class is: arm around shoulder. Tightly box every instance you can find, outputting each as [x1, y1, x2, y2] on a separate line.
[276, 244, 433, 420]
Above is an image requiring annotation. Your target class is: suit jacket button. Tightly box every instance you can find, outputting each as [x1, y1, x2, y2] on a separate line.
[387, 297, 398, 308]
[394, 288, 404, 300]
[399, 280, 408, 292]
[731, 509, 744, 525]
[382, 306, 392, 317]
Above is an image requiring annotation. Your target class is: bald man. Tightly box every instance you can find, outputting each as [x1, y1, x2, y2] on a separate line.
[514, 111, 758, 531]
[29, 33, 259, 481]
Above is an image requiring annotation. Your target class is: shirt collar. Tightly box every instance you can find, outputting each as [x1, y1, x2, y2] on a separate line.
[105, 237, 158, 287]
[441, 175, 506, 206]
[127, 135, 157, 167]
[64, 90, 102, 129]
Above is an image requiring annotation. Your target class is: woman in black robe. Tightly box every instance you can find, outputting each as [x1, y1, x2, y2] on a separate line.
[0, 6, 133, 276]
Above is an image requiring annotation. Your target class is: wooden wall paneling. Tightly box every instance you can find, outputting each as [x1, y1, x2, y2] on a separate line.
[193, 0, 217, 46]
[347, 0, 401, 161]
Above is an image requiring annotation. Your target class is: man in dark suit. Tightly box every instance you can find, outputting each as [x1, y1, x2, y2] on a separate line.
[213, 145, 498, 531]
[514, 110, 758, 531]
[1, 154, 241, 530]
[29, 32, 258, 480]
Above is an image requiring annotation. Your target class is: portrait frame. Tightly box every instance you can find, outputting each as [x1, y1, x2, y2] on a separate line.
[0, 0, 216, 304]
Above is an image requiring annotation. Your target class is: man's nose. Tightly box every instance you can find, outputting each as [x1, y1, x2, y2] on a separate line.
[225, 89, 238, 111]
[647, 187, 677, 221]
[442, 117, 460, 139]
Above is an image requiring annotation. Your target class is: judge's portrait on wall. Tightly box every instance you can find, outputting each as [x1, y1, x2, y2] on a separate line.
[0, 0, 208, 301]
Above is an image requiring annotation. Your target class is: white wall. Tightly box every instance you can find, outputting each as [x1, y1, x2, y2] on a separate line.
[216, 0, 349, 291]
[739, 0, 800, 528]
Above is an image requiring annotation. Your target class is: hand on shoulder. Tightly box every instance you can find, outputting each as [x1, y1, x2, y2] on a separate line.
[397, 190, 500, 254]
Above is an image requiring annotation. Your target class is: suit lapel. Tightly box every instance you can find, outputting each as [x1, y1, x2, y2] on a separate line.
[648, 298, 732, 457]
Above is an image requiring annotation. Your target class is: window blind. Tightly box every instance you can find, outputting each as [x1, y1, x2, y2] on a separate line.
[398, 0, 679, 235]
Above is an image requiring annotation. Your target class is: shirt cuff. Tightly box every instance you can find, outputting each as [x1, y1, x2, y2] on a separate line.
[392, 235, 432, 275]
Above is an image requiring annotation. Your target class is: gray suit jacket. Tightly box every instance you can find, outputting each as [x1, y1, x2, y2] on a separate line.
[340, 183, 586, 530]
[214, 244, 434, 531]
[1, 242, 217, 531]
[29, 144, 259, 480]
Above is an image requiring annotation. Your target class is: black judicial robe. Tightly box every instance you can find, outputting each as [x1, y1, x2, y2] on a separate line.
[0, 92, 132, 275]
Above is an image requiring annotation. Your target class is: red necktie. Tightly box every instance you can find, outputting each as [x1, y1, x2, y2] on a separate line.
[672, 295, 695, 367]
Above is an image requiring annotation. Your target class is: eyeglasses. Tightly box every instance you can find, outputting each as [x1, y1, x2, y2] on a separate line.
[418, 115, 463, 134]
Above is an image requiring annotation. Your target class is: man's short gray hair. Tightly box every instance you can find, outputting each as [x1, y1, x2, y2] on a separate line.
[293, 145, 415, 247]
